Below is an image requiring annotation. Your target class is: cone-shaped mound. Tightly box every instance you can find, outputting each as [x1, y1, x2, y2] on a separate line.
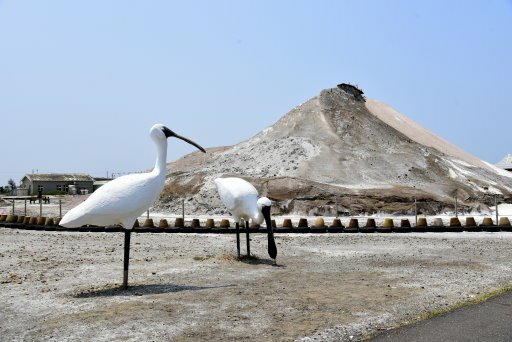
[158, 85, 512, 216]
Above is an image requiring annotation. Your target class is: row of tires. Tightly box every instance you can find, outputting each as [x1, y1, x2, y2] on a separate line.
[0, 220, 511, 234]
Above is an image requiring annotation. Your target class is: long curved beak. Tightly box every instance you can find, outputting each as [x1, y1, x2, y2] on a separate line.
[163, 127, 206, 153]
[262, 205, 277, 261]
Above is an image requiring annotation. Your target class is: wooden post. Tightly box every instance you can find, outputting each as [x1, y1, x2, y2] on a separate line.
[12, 200, 15, 215]
[24, 199, 27, 216]
[123, 230, 131, 290]
[39, 198, 42, 217]
[59, 199, 62, 218]
[146, 209, 149, 219]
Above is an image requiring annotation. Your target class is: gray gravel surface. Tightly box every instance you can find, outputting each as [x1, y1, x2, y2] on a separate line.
[1, 229, 512, 341]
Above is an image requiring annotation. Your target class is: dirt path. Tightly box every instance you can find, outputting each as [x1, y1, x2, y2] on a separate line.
[1, 229, 512, 341]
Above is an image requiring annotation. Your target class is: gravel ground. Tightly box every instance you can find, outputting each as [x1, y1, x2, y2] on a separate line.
[1, 228, 512, 341]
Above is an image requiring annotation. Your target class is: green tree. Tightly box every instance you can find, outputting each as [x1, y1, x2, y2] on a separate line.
[7, 179, 17, 194]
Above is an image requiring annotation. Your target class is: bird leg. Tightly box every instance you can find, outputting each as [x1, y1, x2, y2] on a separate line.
[123, 229, 131, 290]
[235, 222, 241, 258]
[245, 220, 251, 257]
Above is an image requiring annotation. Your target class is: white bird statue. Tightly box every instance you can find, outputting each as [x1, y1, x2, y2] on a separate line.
[60, 123, 206, 288]
[214, 177, 277, 264]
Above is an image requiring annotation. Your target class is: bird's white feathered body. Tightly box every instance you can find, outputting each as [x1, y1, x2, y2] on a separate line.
[60, 171, 165, 228]
[214, 177, 269, 224]
[60, 123, 207, 229]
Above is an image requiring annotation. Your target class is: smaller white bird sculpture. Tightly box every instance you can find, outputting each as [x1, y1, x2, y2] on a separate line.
[60, 123, 206, 289]
[215, 177, 277, 264]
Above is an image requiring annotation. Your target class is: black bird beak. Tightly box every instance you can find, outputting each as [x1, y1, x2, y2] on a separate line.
[262, 205, 277, 262]
[162, 126, 206, 153]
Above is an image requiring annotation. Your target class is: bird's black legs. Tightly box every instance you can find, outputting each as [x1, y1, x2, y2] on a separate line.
[245, 220, 251, 256]
[123, 229, 131, 290]
[235, 222, 241, 258]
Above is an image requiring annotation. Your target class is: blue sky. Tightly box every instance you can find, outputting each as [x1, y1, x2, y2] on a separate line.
[1, 1, 511, 185]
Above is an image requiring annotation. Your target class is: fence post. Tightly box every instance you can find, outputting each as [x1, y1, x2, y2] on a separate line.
[336, 197, 339, 218]
[455, 195, 458, 218]
[59, 199, 62, 218]
[414, 198, 417, 226]
[12, 200, 15, 215]
[182, 198, 185, 222]
[24, 199, 27, 216]
[39, 198, 42, 217]
[495, 195, 498, 225]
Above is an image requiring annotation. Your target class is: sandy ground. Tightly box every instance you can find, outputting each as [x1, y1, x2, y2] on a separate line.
[1, 228, 512, 341]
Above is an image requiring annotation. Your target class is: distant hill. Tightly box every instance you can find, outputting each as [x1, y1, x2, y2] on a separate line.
[156, 85, 512, 215]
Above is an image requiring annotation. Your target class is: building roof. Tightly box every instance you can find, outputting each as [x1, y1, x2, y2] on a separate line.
[496, 154, 512, 170]
[22, 173, 95, 182]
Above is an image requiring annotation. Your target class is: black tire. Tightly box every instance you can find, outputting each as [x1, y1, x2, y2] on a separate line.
[343, 227, 359, 233]
[392, 227, 411, 233]
[375, 227, 392, 233]
[105, 226, 123, 233]
[179, 227, 195, 233]
[274, 227, 292, 233]
[463, 226, 481, 232]
[428, 226, 447, 233]
[211, 228, 230, 234]
[162, 227, 180, 233]
[194, 228, 212, 234]
[481, 226, 500, 232]
[291, 227, 310, 233]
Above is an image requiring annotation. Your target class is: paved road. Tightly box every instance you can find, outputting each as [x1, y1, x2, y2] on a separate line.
[369, 291, 512, 342]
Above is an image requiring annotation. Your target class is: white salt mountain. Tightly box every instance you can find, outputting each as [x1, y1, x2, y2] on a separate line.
[157, 85, 512, 215]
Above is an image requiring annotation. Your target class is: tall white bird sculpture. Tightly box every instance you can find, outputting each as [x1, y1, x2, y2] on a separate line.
[60, 123, 205, 289]
[214, 177, 277, 264]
